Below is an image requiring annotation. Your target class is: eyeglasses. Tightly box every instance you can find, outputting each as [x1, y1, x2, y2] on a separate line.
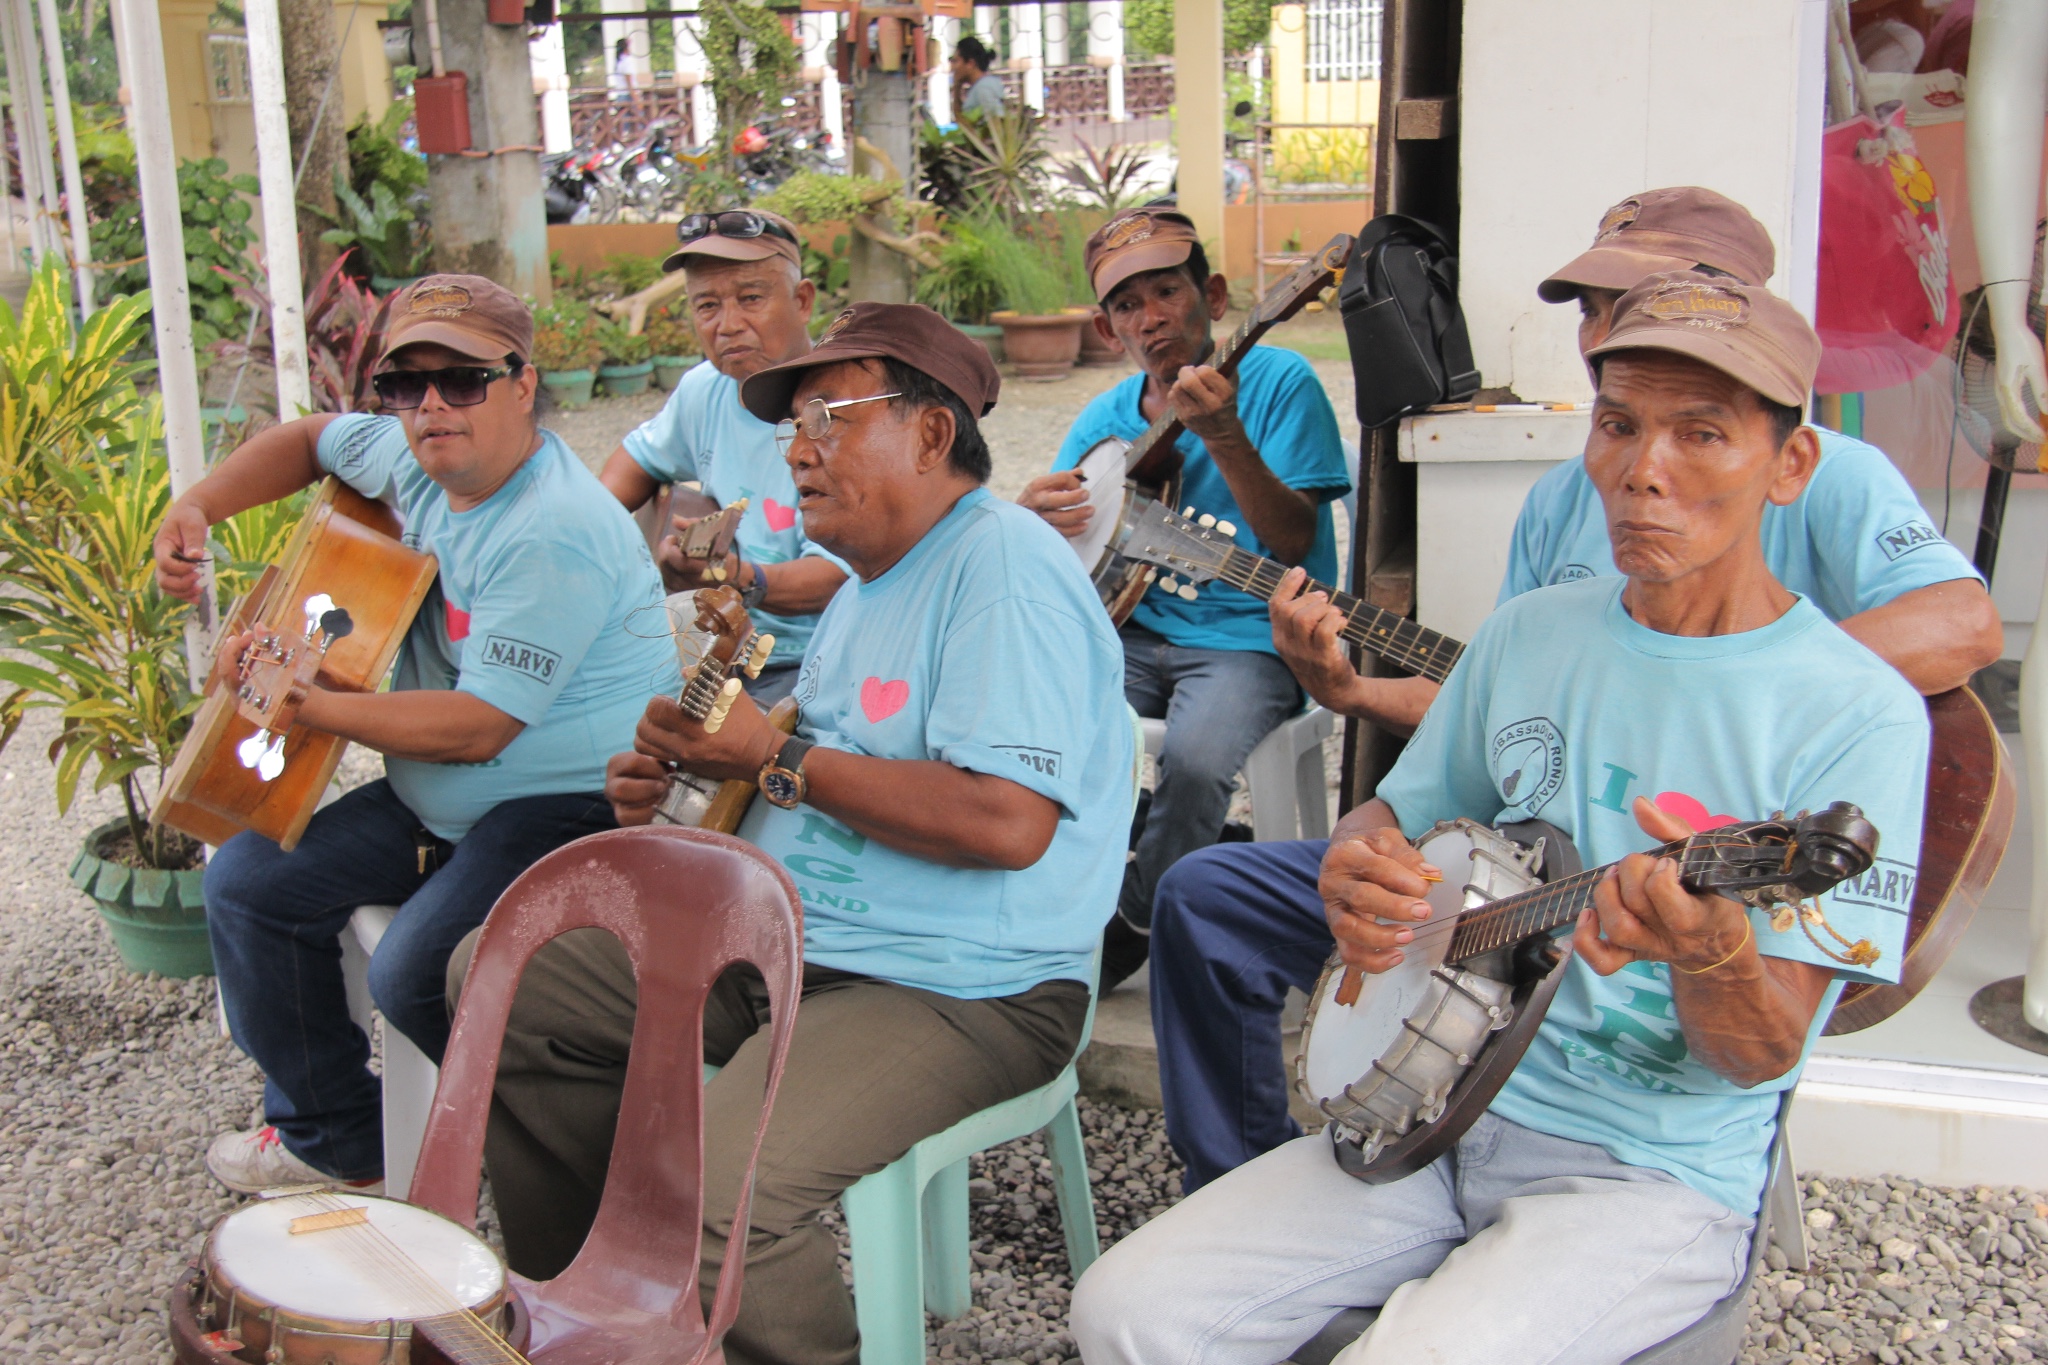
[373, 364, 518, 410]
[676, 211, 800, 248]
[774, 392, 903, 453]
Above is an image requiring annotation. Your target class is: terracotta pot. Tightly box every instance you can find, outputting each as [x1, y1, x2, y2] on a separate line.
[1076, 311, 1125, 366]
[991, 311, 1087, 380]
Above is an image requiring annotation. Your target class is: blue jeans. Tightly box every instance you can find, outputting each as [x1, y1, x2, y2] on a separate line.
[206, 779, 614, 1179]
[1153, 838, 1332, 1191]
[1120, 625, 1302, 927]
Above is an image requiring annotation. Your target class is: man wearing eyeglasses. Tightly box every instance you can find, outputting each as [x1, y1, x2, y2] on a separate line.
[598, 209, 850, 704]
[151, 274, 679, 1198]
[450, 303, 1133, 1365]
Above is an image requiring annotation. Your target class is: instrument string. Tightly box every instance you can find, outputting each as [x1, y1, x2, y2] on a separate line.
[1219, 549, 1464, 682]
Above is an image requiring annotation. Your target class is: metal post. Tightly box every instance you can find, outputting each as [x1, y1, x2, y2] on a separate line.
[115, 0, 217, 676]
[0, 69, 16, 269]
[926, 14, 955, 123]
[242, 0, 311, 418]
[0, 0, 54, 263]
[34, 0, 91, 312]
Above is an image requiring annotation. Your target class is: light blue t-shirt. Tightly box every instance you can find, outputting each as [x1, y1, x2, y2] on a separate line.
[736, 488, 1133, 998]
[318, 415, 682, 841]
[1377, 577, 1928, 1214]
[1053, 344, 1350, 654]
[1499, 427, 1981, 617]
[622, 359, 846, 664]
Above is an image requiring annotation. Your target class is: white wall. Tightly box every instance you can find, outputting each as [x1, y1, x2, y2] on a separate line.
[1455, 0, 1826, 404]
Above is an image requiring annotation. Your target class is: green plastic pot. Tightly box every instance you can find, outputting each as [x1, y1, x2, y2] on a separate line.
[652, 356, 694, 390]
[69, 820, 211, 978]
[541, 367, 597, 410]
[955, 322, 1004, 366]
[370, 274, 426, 295]
[599, 360, 655, 397]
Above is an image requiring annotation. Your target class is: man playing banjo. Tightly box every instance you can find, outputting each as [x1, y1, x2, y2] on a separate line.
[1070, 276, 1929, 1365]
[1019, 207, 1351, 990]
[1147, 188, 2002, 1193]
[151, 276, 678, 1196]
[598, 208, 849, 705]
[451, 303, 1133, 1365]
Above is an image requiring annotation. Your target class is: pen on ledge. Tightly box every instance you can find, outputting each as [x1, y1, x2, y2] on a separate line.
[1471, 402, 1592, 413]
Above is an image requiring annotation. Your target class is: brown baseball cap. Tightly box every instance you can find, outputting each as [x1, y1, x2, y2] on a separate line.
[738, 302, 1002, 421]
[1537, 187, 1775, 304]
[1585, 272, 1819, 409]
[661, 209, 806, 275]
[1084, 208, 1204, 302]
[379, 274, 533, 369]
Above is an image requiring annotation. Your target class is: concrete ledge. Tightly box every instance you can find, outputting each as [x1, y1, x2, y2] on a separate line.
[1789, 1056, 2048, 1188]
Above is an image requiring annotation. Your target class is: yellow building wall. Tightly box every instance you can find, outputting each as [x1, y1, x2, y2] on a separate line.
[1266, 2, 1377, 186]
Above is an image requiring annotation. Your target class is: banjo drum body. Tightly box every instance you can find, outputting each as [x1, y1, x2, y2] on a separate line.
[1070, 435, 1182, 625]
[171, 1193, 519, 1364]
[1296, 820, 1562, 1180]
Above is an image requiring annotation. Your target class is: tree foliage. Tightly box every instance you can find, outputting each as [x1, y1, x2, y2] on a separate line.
[1125, 0, 1273, 58]
[698, 0, 801, 172]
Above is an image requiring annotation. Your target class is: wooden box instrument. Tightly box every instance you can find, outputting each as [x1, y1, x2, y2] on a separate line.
[154, 478, 438, 852]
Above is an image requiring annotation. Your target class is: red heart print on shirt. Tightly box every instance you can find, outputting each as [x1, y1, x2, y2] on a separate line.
[1653, 791, 1738, 831]
[445, 602, 471, 641]
[763, 497, 798, 532]
[860, 677, 909, 722]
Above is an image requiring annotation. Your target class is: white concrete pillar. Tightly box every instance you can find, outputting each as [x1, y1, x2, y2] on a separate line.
[1013, 3, 1044, 111]
[927, 14, 956, 123]
[34, 0, 92, 313]
[602, 0, 651, 92]
[1044, 0, 1067, 67]
[530, 23, 572, 154]
[1174, 0, 1225, 257]
[974, 4, 997, 44]
[672, 0, 715, 143]
[1, 0, 58, 265]
[1089, 1, 1124, 122]
[244, 0, 310, 416]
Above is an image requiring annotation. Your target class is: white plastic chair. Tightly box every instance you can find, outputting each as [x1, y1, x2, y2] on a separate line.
[338, 905, 439, 1200]
[1139, 709, 1337, 842]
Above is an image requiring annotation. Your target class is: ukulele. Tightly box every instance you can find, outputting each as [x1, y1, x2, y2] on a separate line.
[1119, 500, 2017, 1033]
[653, 586, 799, 833]
[1298, 805, 1880, 1184]
[155, 479, 439, 852]
[637, 485, 749, 583]
[1064, 233, 1355, 626]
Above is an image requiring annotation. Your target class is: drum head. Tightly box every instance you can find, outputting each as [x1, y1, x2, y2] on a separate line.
[211, 1194, 503, 1323]
[1068, 438, 1132, 571]
[1300, 826, 1480, 1104]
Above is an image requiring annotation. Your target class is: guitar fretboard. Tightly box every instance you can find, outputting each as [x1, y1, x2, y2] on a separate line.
[1209, 546, 1464, 684]
[417, 1312, 531, 1365]
[1446, 835, 1710, 962]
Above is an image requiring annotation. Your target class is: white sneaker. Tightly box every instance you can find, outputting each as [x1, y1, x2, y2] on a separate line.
[205, 1125, 386, 1196]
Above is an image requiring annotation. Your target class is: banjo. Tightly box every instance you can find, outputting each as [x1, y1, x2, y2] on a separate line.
[1297, 804, 1881, 1184]
[651, 585, 799, 833]
[1066, 233, 1355, 626]
[170, 1190, 530, 1363]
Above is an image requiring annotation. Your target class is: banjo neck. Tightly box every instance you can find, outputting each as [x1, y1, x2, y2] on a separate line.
[1121, 323, 1258, 480]
[1206, 545, 1464, 683]
[417, 1311, 534, 1365]
[1446, 834, 1699, 962]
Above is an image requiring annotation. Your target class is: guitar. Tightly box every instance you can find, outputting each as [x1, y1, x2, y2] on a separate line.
[1297, 805, 1881, 1183]
[1065, 233, 1355, 626]
[653, 586, 799, 833]
[1118, 501, 2016, 1033]
[154, 479, 439, 852]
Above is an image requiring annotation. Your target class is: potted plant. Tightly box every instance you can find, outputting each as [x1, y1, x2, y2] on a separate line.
[596, 321, 655, 397]
[532, 299, 603, 409]
[914, 214, 1007, 364]
[0, 268, 294, 976]
[982, 216, 1090, 381]
[313, 166, 432, 293]
[643, 305, 699, 390]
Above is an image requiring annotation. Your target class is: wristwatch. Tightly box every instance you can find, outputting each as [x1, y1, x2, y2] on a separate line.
[759, 736, 815, 809]
[738, 561, 769, 611]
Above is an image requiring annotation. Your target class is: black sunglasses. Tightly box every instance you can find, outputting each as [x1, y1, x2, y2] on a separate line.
[676, 210, 800, 248]
[373, 363, 520, 410]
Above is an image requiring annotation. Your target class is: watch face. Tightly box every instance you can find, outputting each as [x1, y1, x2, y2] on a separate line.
[761, 768, 803, 808]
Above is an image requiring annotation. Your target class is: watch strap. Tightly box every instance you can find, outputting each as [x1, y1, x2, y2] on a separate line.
[771, 736, 814, 776]
[739, 562, 769, 610]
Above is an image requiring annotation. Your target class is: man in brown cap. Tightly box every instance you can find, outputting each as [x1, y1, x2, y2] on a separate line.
[1072, 271, 1930, 1365]
[454, 301, 1133, 1365]
[1143, 187, 2002, 1198]
[1019, 206, 1351, 993]
[598, 208, 848, 704]
[151, 274, 678, 1197]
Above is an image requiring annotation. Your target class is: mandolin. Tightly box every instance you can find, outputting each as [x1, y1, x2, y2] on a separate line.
[1064, 233, 1355, 626]
[635, 485, 748, 583]
[653, 586, 798, 833]
[1121, 500, 2015, 1034]
[1298, 805, 1880, 1184]
[155, 479, 439, 852]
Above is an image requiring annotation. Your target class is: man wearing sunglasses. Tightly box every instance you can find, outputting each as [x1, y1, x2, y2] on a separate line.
[151, 274, 679, 1198]
[599, 208, 849, 704]
[451, 303, 1133, 1365]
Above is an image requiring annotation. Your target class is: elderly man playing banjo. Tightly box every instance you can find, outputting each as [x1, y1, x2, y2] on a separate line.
[151, 275, 677, 1197]
[1148, 187, 2001, 1195]
[1070, 275, 1929, 1365]
[598, 208, 849, 704]
[1019, 207, 1350, 991]
[451, 303, 1133, 1365]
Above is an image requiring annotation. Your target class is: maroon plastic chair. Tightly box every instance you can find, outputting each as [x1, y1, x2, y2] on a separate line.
[408, 825, 803, 1365]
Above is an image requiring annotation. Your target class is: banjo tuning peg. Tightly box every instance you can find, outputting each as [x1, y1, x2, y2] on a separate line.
[1197, 513, 1216, 529]
[1182, 506, 1197, 518]
[744, 633, 776, 679]
[1178, 583, 1199, 601]
[1215, 520, 1237, 538]
[702, 677, 743, 734]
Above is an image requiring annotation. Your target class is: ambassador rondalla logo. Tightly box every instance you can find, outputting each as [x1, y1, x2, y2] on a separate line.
[482, 634, 560, 683]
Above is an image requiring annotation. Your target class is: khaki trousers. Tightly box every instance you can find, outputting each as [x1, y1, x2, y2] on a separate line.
[446, 927, 1089, 1365]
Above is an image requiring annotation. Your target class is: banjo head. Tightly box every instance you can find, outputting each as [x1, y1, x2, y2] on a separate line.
[205, 1193, 505, 1346]
[1067, 437, 1132, 572]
